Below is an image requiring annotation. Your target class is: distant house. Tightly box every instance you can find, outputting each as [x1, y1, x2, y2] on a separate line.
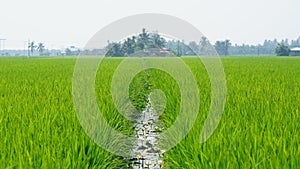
[290, 47, 300, 56]
[62, 46, 81, 56]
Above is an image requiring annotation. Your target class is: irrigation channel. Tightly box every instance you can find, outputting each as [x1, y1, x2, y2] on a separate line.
[128, 97, 165, 169]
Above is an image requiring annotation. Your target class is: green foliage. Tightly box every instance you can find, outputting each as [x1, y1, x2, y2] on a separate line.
[0, 57, 299, 168]
[105, 43, 123, 57]
[275, 43, 290, 56]
[129, 70, 151, 111]
[159, 57, 300, 168]
[65, 47, 80, 56]
[215, 40, 231, 56]
[0, 58, 130, 168]
[105, 28, 167, 57]
[37, 43, 45, 56]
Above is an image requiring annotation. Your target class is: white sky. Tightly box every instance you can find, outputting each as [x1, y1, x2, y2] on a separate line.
[0, 0, 299, 49]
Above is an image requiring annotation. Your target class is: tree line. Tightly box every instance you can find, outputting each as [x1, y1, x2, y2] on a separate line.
[28, 41, 46, 56]
[11, 30, 299, 57]
[104, 29, 300, 56]
[216, 37, 300, 56]
[105, 28, 167, 56]
[26, 41, 80, 56]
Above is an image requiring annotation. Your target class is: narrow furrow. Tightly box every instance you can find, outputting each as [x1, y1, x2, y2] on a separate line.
[128, 97, 165, 169]
[128, 66, 165, 169]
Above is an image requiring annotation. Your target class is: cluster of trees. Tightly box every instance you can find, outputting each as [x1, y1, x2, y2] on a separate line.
[22, 31, 300, 57]
[3, 49, 64, 57]
[28, 41, 46, 56]
[106, 28, 167, 56]
[27, 41, 80, 56]
[214, 40, 231, 56]
[105, 29, 219, 57]
[105, 28, 300, 57]
[275, 43, 290, 56]
[65, 46, 80, 56]
[217, 37, 300, 56]
[166, 37, 216, 56]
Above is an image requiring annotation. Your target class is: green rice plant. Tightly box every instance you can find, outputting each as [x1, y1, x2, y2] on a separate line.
[0, 57, 299, 168]
[0, 57, 131, 168]
[153, 57, 300, 168]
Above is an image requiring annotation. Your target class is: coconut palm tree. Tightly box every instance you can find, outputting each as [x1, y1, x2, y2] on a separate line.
[37, 43, 45, 56]
[28, 41, 36, 56]
[136, 28, 150, 50]
[151, 33, 166, 49]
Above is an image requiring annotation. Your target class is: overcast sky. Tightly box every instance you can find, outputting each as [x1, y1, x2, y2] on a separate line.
[0, 0, 299, 49]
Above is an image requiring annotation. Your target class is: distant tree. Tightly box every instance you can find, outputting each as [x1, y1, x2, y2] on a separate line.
[28, 41, 36, 56]
[165, 40, 195, 56]
[275, 43, 290, 56]
[65, 46, 80, 56]
[65, 48, 72, 56]
[176, 40, 182, 56]
[224, 40, 231, 56]
[215, 41, 223, 55]
[150, 33, 166, 49]
[136, 28, 150, 51]
[215, 40, 231, 56]
[291, 37, 300, 47]
[106, 29, 169, 56]
[199, 37, 208, 50]
[105, 43, 123, 56]
[37, 43, 45, 56]
[199, 37, 215, 55]
[188, 41, 199, 54]
[121, 37, 135, 56]
[135, 41, 145, 51]
[108, 28, 205, 56]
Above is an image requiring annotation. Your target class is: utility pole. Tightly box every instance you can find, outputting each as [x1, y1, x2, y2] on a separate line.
[28, 40, 30, 57]
[0, 39, 6, 56]
[177, 40, 181, 57]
